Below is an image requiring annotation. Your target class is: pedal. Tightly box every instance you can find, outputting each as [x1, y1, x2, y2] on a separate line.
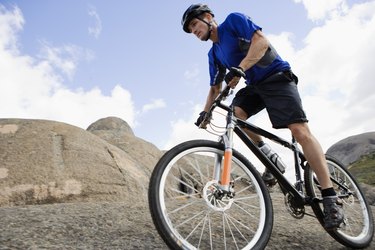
[262, 172, 277, 187]
[263, 178, 277, 187]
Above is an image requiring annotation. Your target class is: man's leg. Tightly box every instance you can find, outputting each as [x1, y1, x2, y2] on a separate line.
[234, 106, 278, 184]
[234, 106, 262, 143]
[288, 123, 331, 188]
[288, 122, 344, 229]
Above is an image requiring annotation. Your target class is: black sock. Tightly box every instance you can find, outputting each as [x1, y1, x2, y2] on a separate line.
[321, 187, 336, 197]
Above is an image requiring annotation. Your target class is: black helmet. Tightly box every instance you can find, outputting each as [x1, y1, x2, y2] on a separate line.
[182, 4, 214, 33]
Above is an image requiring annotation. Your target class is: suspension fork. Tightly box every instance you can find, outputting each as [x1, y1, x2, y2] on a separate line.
[213, 108, 235, 192]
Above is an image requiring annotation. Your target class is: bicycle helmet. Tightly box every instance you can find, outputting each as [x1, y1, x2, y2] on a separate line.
[182, 4, 214, 33]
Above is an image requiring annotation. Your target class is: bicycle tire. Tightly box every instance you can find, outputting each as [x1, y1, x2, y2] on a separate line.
[148, 140, 273, 250]
[304, 155, 374, 248]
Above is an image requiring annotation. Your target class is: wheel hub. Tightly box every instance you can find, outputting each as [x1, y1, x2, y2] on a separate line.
[203, 180, 234, 211]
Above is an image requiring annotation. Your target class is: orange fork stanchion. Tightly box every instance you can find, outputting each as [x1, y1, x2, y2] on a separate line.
[220, 149, 232, 187]
[220, 114, 234, 190]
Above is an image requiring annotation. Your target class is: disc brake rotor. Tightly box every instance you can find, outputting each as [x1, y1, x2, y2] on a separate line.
[203, 180, 234, 212]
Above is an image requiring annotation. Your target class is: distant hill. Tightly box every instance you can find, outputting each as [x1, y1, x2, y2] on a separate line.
[348, 152, 375, 185]
[327, 132, 375, 166]
[327, 132, 375, 187]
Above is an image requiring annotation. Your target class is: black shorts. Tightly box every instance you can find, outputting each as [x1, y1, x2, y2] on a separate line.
[232, 71, 308, 129]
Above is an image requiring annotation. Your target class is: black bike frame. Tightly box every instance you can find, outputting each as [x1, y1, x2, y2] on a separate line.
[217, 102, 310, 206]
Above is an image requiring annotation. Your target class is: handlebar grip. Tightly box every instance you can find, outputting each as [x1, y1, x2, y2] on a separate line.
[199, 85, 232, 129]
[199, 112, 212, 129]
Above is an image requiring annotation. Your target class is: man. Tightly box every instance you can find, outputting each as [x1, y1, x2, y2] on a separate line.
[182, 3, 344, 230]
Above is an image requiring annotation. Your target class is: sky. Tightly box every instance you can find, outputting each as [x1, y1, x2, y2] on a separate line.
[0, 0, 374, 172]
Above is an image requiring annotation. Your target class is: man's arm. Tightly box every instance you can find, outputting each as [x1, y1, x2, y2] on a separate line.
[195, 83, 222, 127]
[226, 30, 269, 88]
[203, 83, 222, 112]
[239, 30, 269, 71]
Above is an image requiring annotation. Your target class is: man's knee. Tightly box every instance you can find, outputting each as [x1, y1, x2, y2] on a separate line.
[234, 106, 248, 120]
[288, 123, 312, 144]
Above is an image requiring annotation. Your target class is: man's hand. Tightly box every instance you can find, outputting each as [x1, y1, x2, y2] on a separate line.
[195, 111, 207, 128]
[224, 67, 246, 88]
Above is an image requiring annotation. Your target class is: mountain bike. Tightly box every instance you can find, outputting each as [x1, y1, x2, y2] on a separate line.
[148, 85, 374, 249]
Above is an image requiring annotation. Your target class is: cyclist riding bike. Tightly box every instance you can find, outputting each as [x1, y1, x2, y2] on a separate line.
[182, 3, 344, 230]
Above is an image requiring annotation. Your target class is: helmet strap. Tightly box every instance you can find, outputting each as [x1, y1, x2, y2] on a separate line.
[197, 17, 212, 41]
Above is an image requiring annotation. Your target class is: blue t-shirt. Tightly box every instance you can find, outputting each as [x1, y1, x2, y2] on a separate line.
[209, 13, 291, 86]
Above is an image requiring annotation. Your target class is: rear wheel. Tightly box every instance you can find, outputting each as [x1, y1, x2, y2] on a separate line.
[304, 155, 374, 248]
[148, 140, 273, 249]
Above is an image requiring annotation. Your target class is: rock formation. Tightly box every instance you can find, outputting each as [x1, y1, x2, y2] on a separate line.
[0, 117, 162, 207]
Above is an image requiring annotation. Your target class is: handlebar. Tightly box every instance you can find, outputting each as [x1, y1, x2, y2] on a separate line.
[198, 85, 233, 129]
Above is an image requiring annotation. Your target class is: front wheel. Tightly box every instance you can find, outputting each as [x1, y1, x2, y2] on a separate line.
[148, 140, 273, 249]
[304, 155, 374, 248]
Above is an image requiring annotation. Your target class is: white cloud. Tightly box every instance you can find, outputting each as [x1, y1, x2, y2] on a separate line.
[165, 0, 375, 161]
[0, 5, 135, 129]
[267, 32, 297, 60]
[0, 5, 23, 52]
[291, 1, 375, 150]
[293, 0, 349, 21]
[263, 1, 375, 151]
[88, 5, 102, 39]
[184, 66, 200, 80]
[141, 98, 166, 113]
[163, 105, 217, 150]
[37, 41, 94, 80]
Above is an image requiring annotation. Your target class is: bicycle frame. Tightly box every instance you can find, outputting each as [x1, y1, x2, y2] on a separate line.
[215, 101, 310, 207]
[149, 87, 374, 250]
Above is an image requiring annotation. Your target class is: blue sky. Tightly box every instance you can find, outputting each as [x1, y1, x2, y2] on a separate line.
[0, 0, 374, 169]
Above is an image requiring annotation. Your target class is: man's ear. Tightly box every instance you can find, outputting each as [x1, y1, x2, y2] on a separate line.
[208, 12, 215, 22]
[202, 12, 213, 22]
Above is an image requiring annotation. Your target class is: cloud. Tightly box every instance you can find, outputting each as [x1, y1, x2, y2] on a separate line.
[184, 66, 200, 80]
[293, 0, 349, 21]
[88, 5, 102, 39]
[0, 4, 23, 52]
[37, 41, 94, 80]
[290, 1, 375, 149]
[163, 105, 217, 150]
[0, 4, 135, 129]
[165, 0, 375, 158]
[141, 98, 166, 113]
[264, 1, 375, 150]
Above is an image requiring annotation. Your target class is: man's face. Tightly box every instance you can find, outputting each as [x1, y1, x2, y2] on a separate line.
[188, 17, 210, 41]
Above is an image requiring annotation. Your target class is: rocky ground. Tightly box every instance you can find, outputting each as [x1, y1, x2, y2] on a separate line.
[1, 118, 374, 249]
[1, 193, 373, 250]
